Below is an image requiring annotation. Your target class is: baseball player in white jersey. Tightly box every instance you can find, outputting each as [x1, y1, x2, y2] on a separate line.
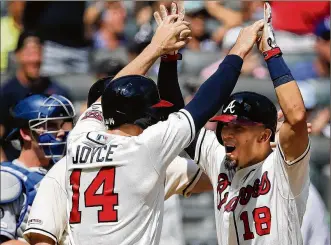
[301, 184, 330, 245]
[57, 10, 263, 245]
[184, 3, 311, 245]
[23, 152, 206, 245]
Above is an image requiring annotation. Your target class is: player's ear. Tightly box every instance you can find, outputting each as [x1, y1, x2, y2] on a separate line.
[20, 128, 32, 142]
[258, 128, 272, 143]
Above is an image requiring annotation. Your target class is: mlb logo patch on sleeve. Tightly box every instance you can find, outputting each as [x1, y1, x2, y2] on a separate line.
[86, 131, 110, 145]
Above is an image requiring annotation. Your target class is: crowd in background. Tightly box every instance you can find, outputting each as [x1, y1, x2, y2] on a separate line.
[1, 1, 330, 244]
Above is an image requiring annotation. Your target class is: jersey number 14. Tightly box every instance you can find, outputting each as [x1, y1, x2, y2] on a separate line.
[69, 167, 119, 223]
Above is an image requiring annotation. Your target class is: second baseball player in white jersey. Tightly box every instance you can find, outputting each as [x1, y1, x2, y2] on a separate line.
[195, 128, 310, 245]
[23, 152, 201, 244]
[65, 103, 195, 245]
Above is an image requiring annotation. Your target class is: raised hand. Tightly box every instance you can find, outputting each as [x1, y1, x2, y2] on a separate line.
[229, 19, 264, 59]
[257, 2, 279, 53]
[151, 13, 191, 56]
[153, 1, 190, 54]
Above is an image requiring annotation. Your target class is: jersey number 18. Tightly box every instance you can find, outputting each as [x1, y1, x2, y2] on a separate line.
[69, 167, 119, 223]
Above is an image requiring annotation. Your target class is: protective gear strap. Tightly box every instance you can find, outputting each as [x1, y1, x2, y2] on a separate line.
[161, 53, 182, 62]
[263, 47, 282, 61]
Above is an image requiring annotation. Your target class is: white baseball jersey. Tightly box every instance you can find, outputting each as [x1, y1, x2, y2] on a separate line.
[23, 154, 201, 244]
[301, 184, 330, 245]
[195, 128, 311, 245]
[66, 103, 195, 245]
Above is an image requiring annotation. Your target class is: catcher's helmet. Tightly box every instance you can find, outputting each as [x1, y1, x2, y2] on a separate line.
[210, 91, 277, 145]
[7, 94, 76, 162]
[101, 75, 173, 129]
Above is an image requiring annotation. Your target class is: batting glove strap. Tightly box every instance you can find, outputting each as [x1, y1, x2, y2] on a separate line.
[263, 47, 282, 61]
[161, 53, 182, 62]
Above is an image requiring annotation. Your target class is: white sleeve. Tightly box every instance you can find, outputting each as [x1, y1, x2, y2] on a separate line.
[164, 157, 202, 200]
[138, 109, 196, 174]
[23, 175, 67, 243]
[69, 103, 106, 140]
[194, 128, 225, 178]
[301, 185, 330, 245]
[275, 140, 311, 197]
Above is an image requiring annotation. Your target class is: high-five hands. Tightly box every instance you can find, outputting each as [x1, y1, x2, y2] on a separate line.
[153, 1, 191, 55]
[229, 19, 264, 59]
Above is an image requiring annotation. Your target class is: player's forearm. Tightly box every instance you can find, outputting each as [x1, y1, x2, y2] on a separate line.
[157, 58, 184, 111]
[205, 2, 242, 28]
[267, 56, 306, 126]
[113, 44, 160, 80]
[185, 54, 243, 131]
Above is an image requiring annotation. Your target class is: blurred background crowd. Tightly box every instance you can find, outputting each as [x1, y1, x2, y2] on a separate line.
[0, 1, 330, 244]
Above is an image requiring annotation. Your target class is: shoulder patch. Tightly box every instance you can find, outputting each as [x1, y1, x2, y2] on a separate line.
[82, 110, 103, 122]
[0, 171, 23, 204]
[86, 131, 111, 145]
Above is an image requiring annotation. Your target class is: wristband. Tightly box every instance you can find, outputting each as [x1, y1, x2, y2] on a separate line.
[161, 53, 182, 62]
[266, 55, 294, 88]
[263, 47, 282, 61]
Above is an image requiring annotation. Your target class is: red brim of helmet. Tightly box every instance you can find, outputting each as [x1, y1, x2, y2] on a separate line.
[151, 100, 174, 108]
[209, 115, 263, 126]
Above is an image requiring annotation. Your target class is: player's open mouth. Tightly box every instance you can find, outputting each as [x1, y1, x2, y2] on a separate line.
[225, 145, 236, 153]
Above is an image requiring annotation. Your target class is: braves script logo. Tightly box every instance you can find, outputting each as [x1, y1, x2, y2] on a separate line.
[223, 100, 236, 114]
[217, 171, 271, 212]
[82, 110, 103, 122]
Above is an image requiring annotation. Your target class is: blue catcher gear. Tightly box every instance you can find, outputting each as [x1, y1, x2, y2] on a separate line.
[6, 94, 76, 162]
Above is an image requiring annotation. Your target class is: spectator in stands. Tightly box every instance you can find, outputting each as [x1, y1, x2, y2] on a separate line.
[94, 58, 125, 80]
[291, 16, 330, 81]
[200, 27, 267, 80]
[184, 2, 217, 52]
[93, 1, 127, 50]
[0, 31, 70, 161]
[0, 1, 25, 73]
[205, 1, 264, 44]
[22, 2, 90, 76]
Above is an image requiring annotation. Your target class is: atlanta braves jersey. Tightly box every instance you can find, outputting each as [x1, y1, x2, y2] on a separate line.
[301, 184, 330, 245]
[64, 102, 195, 245]
[194, 128, 311, 245]
[23, 153, 201, 244]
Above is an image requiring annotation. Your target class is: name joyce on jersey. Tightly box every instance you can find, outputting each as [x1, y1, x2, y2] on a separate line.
[72, 144, 118, 164]
[217, 171, 271, 212]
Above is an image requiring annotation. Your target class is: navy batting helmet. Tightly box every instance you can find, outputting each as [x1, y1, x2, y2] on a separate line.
[210, 91, 277, 145]
[101, 75, 173, 129]
[7, 94, 76, 162]
[87, 76, 114, 107]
